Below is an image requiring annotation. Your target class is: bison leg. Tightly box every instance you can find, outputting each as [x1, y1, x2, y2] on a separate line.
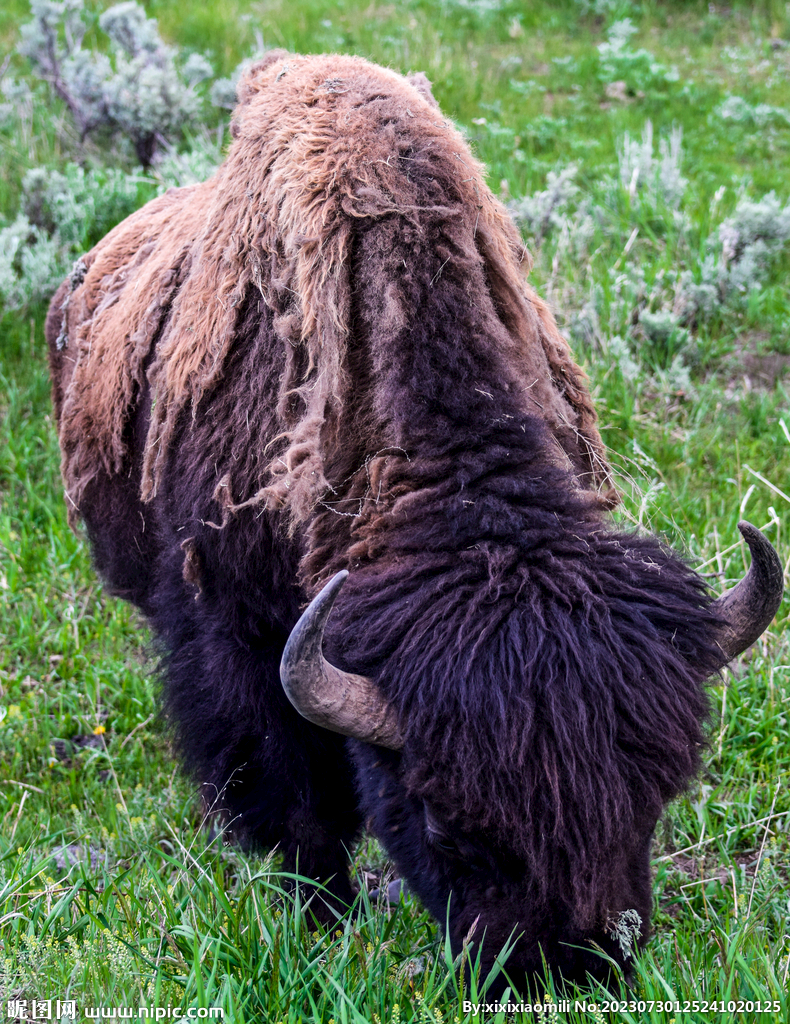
[148, 569, 362, 918]
[77, 475, 160, 614]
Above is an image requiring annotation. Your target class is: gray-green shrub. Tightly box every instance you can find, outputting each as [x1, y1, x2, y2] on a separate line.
[0, 163, 145, 310]
[19, 0, 212, 166]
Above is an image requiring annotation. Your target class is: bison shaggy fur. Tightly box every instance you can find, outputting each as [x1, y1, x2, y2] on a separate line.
[47, 52, 726, 991]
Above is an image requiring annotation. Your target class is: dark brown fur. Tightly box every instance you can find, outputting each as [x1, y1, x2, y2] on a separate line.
[47, 53, 721, 993]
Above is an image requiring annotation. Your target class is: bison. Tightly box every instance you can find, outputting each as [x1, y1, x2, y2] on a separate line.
[46, 52, 782, 992]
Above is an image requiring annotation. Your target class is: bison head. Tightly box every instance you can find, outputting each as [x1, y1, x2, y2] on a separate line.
[281, 521, 782, 991]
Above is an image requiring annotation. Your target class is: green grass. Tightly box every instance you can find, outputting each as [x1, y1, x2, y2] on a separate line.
[2, 0, 790, 1020]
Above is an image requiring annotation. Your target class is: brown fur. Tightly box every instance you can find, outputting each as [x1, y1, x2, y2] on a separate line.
[52, 52, 614, 531]
[46, 55, 729, 990]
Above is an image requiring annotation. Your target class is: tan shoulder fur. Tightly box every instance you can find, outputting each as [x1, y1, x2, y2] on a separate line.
[51, 52, 615, 523]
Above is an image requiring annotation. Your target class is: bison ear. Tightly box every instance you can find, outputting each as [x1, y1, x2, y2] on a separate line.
[407, 71, 440, 109]
[231, 50, 294, 136]
[236, 50, 292, 103]
[249, 49, 292, 75]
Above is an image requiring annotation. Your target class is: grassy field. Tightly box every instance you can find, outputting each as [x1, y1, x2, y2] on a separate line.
[1, 0, 790, 1020]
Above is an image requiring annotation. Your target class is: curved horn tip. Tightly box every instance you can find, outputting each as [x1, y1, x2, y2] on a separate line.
[737, 520, 784, 587]
[305, 570, 350, 627]
[280, 571, 404, 750]
[280, 570, 349, 678]
[311, 569, 350, 607]
[325, 568, 350, 591]
[738, 520, 764, 545]
[711, 519, 784, 665]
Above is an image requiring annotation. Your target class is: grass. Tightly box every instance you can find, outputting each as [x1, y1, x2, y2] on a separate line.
[1, 0, 790, 1020]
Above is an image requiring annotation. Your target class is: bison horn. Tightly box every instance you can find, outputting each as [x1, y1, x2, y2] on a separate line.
[710, 521, 784, 665]
[280, 571, 404, 749]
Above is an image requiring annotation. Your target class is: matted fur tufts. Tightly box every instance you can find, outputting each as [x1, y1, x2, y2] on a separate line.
[46, 53, 735, 984]
[325, 419, 722, 929]
[53, 52, 614, 526]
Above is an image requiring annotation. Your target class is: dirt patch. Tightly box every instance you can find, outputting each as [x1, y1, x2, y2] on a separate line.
[722, 330, 790, 394]
[740, 351, 790, 388]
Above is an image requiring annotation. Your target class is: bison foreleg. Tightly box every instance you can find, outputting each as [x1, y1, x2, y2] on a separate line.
[151, 589, 363, 914]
